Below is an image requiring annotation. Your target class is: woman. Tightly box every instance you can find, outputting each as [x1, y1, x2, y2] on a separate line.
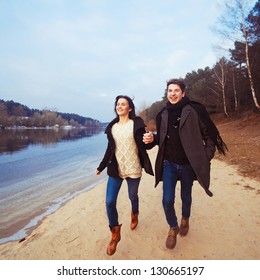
[96, 95, 154, 256]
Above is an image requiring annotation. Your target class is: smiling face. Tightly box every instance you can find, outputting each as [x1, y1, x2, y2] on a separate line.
[167, 83, 185, 104]
[116, 98, 132, 117]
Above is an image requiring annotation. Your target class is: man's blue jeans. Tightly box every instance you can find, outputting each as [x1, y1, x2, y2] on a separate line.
[162, 160, 196, 228]
[106, 176, 141, 228]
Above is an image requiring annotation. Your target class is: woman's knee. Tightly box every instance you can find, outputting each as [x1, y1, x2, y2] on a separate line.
[106, 198, 116, 209]
[128, 192, 138, 201]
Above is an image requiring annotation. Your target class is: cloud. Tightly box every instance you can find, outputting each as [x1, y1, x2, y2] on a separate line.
[2, 0, 248, 122]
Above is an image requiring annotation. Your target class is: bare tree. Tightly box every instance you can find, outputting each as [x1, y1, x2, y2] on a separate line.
[213, 57, 229, 116]
[214, 0, 260, 109]
[0, 103, 8, 127]
[12, 105, 26, 117]
[231, 63, 239, 112]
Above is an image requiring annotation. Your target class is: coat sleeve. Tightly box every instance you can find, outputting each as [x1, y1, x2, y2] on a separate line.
[96, 142, 111, 172]
[135, 117, 157, 150]
[199, 118, 216, 160]
[146, 112, 161, 148]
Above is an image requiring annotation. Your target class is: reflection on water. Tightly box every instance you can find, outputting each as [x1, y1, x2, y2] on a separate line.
[0, 128, 107, 244]
[0, 127, 103, 154]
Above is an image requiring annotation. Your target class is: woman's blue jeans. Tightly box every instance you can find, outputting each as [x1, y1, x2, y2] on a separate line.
[162, 160, 195, 228]
[106, 176, 141, 228]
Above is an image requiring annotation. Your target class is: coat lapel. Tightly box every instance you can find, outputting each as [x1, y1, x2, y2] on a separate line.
[179, 105, 192, 129]
[160, 109, 168, 145]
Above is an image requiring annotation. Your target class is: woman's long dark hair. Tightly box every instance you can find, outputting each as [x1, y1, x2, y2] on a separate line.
[114, 95, 136, 119]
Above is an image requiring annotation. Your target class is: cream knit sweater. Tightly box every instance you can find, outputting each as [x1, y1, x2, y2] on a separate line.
[112, 120, 142, 179]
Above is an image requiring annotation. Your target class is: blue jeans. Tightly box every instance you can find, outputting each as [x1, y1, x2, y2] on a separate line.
[162, 160, 195, 228]
[106, 176, 141, 228]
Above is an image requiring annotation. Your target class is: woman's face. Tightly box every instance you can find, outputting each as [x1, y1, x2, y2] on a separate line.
[116, 98, 132, 117]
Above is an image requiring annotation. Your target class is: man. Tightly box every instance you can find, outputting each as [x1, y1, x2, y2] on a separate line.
[143, 78, 227, 250]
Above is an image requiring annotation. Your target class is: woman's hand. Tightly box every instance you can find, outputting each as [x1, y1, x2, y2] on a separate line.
[143, 131, 154, 144]
[96, 169, 101, 175]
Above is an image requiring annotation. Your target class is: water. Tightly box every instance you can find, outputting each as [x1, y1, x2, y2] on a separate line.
[0, 128, 107, 244]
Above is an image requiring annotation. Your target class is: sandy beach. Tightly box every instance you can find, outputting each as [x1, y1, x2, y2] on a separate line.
[0, 147, 259, 260]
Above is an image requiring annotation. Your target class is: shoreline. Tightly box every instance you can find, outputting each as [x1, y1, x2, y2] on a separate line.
[0, 176, 106, 245]
[0, 148, 259, 259]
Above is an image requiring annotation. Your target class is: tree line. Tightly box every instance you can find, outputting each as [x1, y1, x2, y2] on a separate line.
[140, 0, 260, 127]
[0, 99, 102, 129]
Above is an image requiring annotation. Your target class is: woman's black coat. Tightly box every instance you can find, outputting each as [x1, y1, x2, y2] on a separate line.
[97, 117, 154, 178]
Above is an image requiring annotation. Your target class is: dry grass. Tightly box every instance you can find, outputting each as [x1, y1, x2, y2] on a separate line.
[213, 112, 260, 182]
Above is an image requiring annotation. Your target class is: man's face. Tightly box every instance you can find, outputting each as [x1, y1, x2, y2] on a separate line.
[167, 83, 185, 104]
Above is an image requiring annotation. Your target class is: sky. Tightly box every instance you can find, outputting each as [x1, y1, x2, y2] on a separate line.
[0, 0, 256, 122]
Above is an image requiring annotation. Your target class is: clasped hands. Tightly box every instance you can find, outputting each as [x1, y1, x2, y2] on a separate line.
[143, 131, 154, 144]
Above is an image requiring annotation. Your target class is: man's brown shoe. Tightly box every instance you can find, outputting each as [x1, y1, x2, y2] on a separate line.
[166, 226, 179, 249]
[179, 217, 189, 236]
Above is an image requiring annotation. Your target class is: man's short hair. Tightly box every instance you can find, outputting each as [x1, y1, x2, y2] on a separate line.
[166, 78, 186, 92]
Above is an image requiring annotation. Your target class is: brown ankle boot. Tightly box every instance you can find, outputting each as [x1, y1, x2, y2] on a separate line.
[130, 211, 139, 230]
[107, 224, 122, 256]
[179, 217, 189, 236]
[166, 226, 179, 249]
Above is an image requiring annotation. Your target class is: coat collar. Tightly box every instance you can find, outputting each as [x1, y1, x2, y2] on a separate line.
[161, 104, 192, 130]
[105, 117, 145, 135]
